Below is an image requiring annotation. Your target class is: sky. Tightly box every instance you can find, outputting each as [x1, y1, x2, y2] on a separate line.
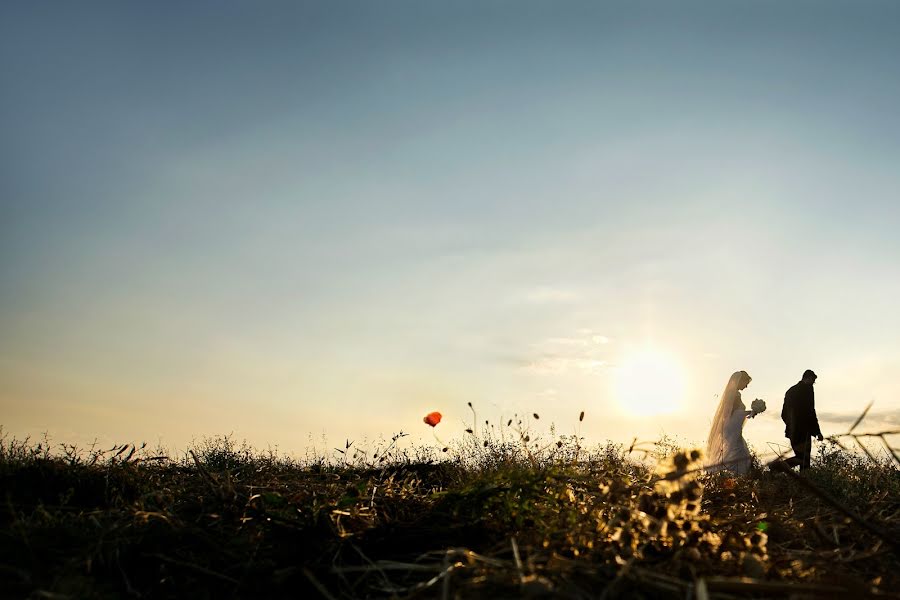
[2, 1, 900, 459]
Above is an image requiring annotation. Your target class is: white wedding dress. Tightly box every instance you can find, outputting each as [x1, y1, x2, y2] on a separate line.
[706, 377, 753, 475]
[718, 399, 751, 474]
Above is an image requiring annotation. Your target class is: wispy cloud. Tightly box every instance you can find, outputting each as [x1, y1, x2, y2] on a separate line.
[517, 286, 582, 305]
[536, 332, 612, 350]
[523, 357, 607, 375]
[574, 329, 611, 345]
[520, 330, 613, 375]
[544, 337, 590, 347]
[817, 409, 900, 427]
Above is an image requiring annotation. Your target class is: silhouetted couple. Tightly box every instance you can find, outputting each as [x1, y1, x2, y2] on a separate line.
[705, 369, 822, 475]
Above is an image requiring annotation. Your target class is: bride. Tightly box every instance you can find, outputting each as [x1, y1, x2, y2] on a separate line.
[705, 370, 762, 475]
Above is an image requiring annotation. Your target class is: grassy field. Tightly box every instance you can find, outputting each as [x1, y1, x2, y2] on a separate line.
[1, 418, 898, 599]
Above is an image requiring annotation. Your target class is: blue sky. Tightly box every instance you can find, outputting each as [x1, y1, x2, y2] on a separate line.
[2, 2, 900, 455]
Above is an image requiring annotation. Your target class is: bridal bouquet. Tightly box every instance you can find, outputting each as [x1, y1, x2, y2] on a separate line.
[750, 398, 767, 418]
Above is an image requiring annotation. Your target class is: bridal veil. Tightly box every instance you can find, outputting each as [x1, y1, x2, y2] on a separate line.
[705, 370, 750, 473]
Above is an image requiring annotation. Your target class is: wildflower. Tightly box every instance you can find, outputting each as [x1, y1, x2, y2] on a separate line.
[425, 411, 447, 448]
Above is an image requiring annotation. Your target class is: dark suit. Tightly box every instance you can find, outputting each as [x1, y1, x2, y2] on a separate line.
[781, 381, 821, 470]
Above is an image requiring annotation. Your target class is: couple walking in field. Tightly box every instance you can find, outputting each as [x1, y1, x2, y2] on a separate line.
[705, 369, 822, 475]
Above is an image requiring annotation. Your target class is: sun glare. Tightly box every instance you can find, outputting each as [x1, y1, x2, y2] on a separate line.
[614, 347, 686, 417]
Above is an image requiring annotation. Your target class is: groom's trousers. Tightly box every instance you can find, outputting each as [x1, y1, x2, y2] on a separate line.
[785, 436, 812, 471]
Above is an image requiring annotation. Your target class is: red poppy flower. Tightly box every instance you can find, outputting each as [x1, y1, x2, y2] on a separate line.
[423, 411, 442, 427]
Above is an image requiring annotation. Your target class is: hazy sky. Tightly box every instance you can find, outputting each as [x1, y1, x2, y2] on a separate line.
[3, 2, 900, 458]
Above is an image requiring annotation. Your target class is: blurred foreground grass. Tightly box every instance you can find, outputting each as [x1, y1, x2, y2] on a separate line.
[1, 423, 898, 599]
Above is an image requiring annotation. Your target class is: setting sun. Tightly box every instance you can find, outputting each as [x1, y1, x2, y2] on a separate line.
[614, 347, 686, 416]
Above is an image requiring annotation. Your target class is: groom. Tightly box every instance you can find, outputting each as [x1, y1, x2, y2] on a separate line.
[780, 369, 823, 471]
